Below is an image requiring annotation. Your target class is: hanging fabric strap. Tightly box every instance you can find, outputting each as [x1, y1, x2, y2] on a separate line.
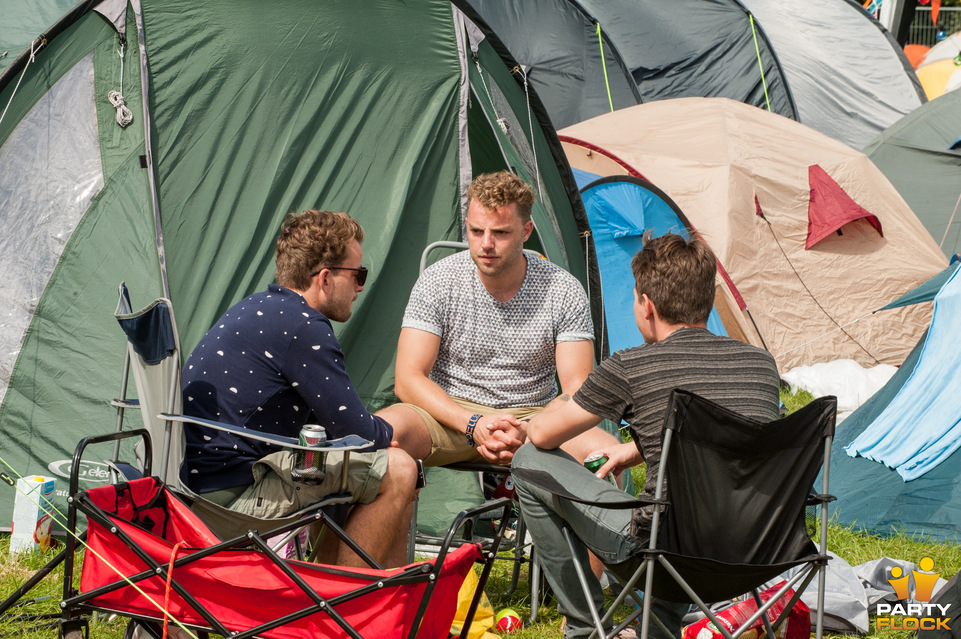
[595, 22, 614, 112]
[748, 14, 773, 113]
[163, 541, 188, 638]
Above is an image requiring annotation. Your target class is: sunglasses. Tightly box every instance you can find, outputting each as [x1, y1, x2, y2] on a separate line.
[311, 266, 369, 286]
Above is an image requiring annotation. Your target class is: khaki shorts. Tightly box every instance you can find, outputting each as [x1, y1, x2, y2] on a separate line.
[206, 448, 388, 520]
[401, 398, 545, 467]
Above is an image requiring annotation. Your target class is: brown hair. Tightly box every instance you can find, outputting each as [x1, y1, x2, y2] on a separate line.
[466, 171, 536, 222]
[631, 233, 716, 325]
[275, 210, 364, 291]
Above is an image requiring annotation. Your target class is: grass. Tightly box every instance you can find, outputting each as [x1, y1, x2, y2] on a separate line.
[0, 387, 957, 637]
[481, 516, 961, 639]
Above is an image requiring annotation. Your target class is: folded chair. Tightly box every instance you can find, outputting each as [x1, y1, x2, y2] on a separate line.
[513, 389, 836, 639]
[1, 427, 510, 639]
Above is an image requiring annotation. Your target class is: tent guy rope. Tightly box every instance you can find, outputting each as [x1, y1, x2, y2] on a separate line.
[0, 452, 200, 639]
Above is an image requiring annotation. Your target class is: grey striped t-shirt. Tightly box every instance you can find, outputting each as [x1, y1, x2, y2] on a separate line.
[573, 327, 780, 539]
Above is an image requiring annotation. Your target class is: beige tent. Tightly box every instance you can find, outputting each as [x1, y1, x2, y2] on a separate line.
[561, 98, 947, 372]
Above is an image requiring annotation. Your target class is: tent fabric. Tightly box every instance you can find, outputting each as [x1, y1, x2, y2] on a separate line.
[465, 0, 921, 152]
[0, 0, 592, 524]
[465, 0, 640, 130]
[737, 0, 925, 150]
[915, 57, 961, 100]
[863, 88, 961, 258]
[577, 175, 727, 357]
[0, 0, 87, 76]
[826, 265, 961, 542]
[845, 266, 961, 481]
[576, 0, 793, 117]
[880, 261, 960, 310]
[805, 165, 883, 249]
[915, 30, 961, 99]
[561, 98, 947, 373]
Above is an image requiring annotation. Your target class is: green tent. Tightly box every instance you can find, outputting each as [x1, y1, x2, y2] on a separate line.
[864, 90, 961, 259]
[0, 0, 83, 75]
[0, 0, 592, 525]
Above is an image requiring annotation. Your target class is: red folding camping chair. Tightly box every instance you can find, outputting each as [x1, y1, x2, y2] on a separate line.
[1, 429, 510, 639]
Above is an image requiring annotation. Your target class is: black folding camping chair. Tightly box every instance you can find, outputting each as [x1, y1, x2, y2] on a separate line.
[513, 389, 837, 639]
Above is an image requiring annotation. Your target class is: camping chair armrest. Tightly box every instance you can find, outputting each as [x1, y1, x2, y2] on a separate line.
[805, 490, 837, 505]
[511, 467, 661, 509]
[160, 413, 377, 453]
[444, 461, 510, 475]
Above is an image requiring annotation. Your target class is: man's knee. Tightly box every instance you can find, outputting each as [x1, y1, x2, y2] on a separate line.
[377, 404, 433, 450]
[379, 447, 418, 497]
[511, 441, 538, 470]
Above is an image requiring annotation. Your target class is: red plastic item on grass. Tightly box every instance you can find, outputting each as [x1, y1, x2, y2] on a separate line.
[682, 581, 810, 639]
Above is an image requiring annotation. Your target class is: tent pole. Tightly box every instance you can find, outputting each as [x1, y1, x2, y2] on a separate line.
[130, 0, 170, 299]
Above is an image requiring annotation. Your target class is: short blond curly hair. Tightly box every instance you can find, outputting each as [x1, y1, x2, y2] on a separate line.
[275, 210, 363, 291]
[466, 171, 535, 222]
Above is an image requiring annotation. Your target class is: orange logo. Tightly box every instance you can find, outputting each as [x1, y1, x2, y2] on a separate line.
[887, 557, 941, 602]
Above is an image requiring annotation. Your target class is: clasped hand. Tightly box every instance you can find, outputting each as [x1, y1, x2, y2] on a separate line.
[472, 414, 526, 464]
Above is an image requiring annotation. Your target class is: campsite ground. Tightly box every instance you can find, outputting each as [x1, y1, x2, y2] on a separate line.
[1, 526, 959, 639]
[1, 391, 959, 638]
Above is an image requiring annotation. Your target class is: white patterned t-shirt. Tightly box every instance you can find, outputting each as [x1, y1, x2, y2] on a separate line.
[402, 250, 593, 408]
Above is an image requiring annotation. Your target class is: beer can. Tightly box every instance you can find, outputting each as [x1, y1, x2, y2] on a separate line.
[584, 452, 608, 474]
[293, 424, 327, 484]
[584, 452, 616, 484]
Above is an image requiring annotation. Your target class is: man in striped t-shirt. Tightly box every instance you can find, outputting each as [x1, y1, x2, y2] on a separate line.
[512, 233, 780, 639]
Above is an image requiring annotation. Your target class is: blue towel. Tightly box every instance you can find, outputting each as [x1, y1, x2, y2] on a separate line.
[845, 265, 961, 480]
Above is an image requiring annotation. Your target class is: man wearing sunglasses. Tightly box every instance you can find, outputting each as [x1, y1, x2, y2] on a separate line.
[181, 209, 417, 568]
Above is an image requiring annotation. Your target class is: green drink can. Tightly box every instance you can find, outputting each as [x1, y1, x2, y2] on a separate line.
[584, 452, 616, 484]
[584, 452, 608, 474]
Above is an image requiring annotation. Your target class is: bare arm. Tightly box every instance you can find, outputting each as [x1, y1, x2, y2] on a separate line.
[394, 327, 519, 458]
[555, 339, 594, 396]
[526, 394, 602, 450]
[394, 327, 471, 429]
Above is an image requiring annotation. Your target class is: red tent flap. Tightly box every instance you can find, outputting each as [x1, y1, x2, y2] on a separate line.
[806, 164, 883, 249]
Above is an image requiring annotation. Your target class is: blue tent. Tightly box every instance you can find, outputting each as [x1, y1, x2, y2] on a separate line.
[828, 260, 961, 542]
[574, 169, 727, 357]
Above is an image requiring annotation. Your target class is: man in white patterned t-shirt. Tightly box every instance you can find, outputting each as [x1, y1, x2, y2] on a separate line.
[380, 171, 621, 467]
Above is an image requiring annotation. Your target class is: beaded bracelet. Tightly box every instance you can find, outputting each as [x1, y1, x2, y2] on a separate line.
[466, 413, 482, 447]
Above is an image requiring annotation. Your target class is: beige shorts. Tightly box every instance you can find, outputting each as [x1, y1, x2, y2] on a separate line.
[400, 398, 545, 467]
[207, 448, 388, 519]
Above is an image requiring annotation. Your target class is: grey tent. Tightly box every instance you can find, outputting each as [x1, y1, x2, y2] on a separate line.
[467, 0, 640, 130]
[467, 0, 924, 149]
[864, 90, 961, 258]
[468, 0, 793, 129]
[738, 0, 926, 151]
